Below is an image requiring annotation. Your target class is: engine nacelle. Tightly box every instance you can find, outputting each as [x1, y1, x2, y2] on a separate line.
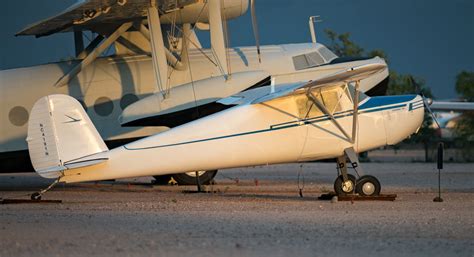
[160, 0, 249, 24]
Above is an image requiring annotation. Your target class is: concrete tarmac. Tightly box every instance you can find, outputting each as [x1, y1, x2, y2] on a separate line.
[0, 162, 473, 257]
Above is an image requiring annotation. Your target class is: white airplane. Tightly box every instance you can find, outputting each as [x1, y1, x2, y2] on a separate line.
[1, 0, 389, 185]
[26, 62, 425, 200]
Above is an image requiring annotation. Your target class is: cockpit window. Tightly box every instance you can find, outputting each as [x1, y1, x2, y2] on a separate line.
[292, 47, 338, 71]
[292, 51, 325, 70]
[318, 46, 338, 62]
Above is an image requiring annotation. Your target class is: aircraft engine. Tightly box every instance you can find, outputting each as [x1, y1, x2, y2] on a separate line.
[160, 0, 249, 24]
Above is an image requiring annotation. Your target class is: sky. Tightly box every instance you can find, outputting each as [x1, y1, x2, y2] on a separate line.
[1, 0, 473, 99]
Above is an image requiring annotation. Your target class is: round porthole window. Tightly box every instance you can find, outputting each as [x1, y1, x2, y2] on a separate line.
[120, 93, 139, 110]
[9, 106, 29, 126]
[94, 97, 114, 116]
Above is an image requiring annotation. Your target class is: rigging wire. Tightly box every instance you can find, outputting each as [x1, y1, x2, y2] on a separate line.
[157, 3, 217, 67]
[183, 26, 200, 119]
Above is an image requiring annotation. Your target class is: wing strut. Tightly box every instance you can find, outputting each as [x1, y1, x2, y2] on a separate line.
[74, 30, 84, 57]
[209, 0, 229, 79]
[351, 81, 360, 143]
[76, 34, 104, 59]
[306, 82, 362, 144]
[136, 23, 187, 71]
[55, 22, 132, 87]
[147, 2, 170, 97]
[306, 90, 353, 143]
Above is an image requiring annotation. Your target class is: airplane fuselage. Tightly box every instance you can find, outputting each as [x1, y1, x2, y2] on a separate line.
[59, 91, 424, 183]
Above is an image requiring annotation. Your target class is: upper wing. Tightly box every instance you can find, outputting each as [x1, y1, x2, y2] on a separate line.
[251, 62, 387, 104]
[16, 0, 197, 37]
[217, 62, 387, 106]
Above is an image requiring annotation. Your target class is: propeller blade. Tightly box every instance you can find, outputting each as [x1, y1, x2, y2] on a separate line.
[250, 0, 261, 63]
[421, 93, 442, 129]
[409, 75, 442, 129]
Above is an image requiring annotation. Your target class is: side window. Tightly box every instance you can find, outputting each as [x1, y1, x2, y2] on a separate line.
[292, 51, 326, 71]
[318, 46, 338, 62]
[294, 85, 354, 119]
[306, 52, 325, 66]
[293, 55, 309, 70]
[294, 94, 322, 119]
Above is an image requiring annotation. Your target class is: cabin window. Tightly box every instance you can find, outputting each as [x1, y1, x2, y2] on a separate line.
[295, 84, 353, 119]
[318, 46, 338, 62]
[295, 94, 322, 119]
[292, 51, 325, 70]
[317, 85, 353, 114]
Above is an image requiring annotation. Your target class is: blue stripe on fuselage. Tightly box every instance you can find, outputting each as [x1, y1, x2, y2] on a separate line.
[359, 95, 417, 110]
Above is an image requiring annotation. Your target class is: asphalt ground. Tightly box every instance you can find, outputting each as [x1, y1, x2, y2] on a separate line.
[0, 162, 473, 257]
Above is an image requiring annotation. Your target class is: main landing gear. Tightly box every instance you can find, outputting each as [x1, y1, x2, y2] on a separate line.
[334, 147, 381, 197]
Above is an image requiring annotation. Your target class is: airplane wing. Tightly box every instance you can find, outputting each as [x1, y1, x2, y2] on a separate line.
[16, 0, 197, 37]
[218, 62, 387, 106]
[430, 101, 474, 112]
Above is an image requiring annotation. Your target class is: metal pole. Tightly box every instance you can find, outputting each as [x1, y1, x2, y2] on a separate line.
[433, 142, 444, 202]
[309, 17, 316, 43]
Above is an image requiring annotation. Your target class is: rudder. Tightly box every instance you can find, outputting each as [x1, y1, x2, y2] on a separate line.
[26, 95, 108, 178]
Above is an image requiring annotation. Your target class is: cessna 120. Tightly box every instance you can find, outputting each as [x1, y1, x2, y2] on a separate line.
[26, 62, 425, 200]
[1, 0, 389, 185]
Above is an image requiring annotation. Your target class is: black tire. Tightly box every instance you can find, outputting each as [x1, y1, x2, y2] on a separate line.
[31, 192, 41, 200]
[172, 170, 218, 185]
[334, 174, 356, 196]
[153, 175, 174, 185]
[356, 175, 381, 196]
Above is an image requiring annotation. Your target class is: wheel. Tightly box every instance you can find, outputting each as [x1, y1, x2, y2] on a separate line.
[172, 170, 218, 185]
[334, 174, 356, 196]
[153, 175, 174, 185]
[356, 175, 381, 196]
[31, 192, 41, 200]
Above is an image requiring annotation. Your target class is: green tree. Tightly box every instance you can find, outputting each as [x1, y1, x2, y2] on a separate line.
[454, 71, 474, 141]
[325, 29, 364, 57]
[455, 71, 474, 101]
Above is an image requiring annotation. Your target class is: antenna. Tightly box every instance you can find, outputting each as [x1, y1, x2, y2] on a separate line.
[308, 15, 322, 43]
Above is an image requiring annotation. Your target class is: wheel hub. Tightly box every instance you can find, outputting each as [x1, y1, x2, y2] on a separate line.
[362, 182, 375, 195]
[342, 180, 354, 193]
[185, 171, 206, 177]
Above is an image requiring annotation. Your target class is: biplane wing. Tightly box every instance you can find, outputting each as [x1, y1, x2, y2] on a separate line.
[16, 0, 198, 37]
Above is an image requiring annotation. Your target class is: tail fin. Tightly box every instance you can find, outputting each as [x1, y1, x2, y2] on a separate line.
[27, 95, 108, 178]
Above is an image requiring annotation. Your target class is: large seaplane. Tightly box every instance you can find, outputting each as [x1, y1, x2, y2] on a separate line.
[1, 0, 390, 185]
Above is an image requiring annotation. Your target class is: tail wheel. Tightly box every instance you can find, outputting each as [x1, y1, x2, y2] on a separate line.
[334, 174, 356, 196]
[356, 175, 381, 196]
[172, 170, 218, 185]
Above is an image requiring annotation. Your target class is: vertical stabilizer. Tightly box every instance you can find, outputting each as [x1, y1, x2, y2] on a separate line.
[27, 95, 108, 178]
